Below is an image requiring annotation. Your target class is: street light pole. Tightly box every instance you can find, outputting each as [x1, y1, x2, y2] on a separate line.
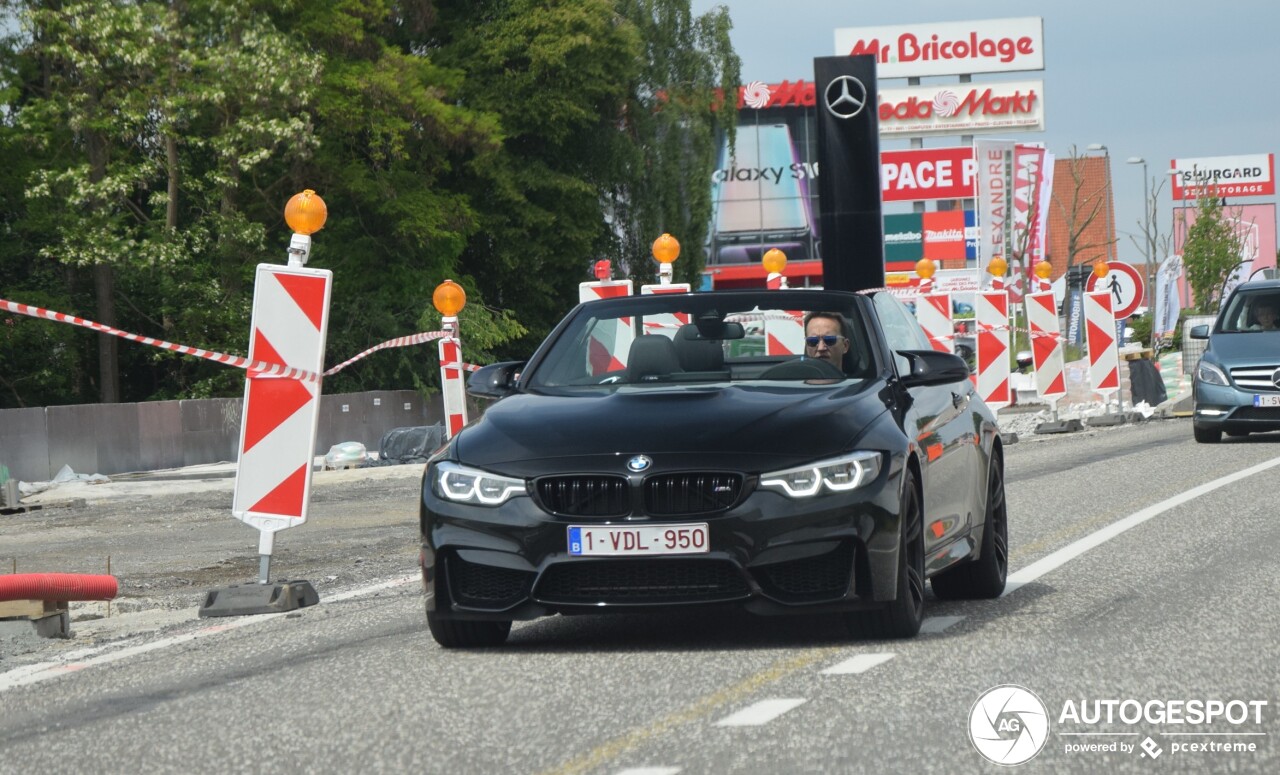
[1127, 156, 1156, 349]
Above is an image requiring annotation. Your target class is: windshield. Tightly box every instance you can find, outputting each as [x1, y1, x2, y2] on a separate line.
[1218, 291, 1280, 333]
[525, 291, 874, 390]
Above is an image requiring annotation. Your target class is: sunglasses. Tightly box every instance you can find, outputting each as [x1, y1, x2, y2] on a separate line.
[805, 335, 844, 347]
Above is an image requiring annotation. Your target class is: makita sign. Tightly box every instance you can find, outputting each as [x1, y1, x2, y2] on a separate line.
[834, 17, 1044, 79]
[1170, 153, 1275, 201]
[878, 80, 1044, 136]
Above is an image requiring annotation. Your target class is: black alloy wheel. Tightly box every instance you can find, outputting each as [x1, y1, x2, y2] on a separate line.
[933, 449, 1008, 599]
[849, 468, 925, 638]
[426, 604, 512, 649]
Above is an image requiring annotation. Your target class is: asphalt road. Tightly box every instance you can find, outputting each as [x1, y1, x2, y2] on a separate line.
[2, 419, 1278, 774]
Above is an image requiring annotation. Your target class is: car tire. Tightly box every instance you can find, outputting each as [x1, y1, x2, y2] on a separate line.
[427, 608, 512, 648]
[1193, 424, 1222, 444]
[931, 449, 1008, 600]
[848, 468, 924, 639]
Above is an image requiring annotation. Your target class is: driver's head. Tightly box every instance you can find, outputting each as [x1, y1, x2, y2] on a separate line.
[803, 312, 849, 366]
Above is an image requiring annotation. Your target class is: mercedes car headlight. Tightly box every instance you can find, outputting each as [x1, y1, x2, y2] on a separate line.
[1196, 361, 1229, 386]
[760, 451, 882, 499]
[434, 461, 526, 506]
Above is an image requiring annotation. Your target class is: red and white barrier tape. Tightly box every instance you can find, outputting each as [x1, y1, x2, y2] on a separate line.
[322, 330, 448, 376]
[3, 297, 479, 379]
[1, 297, 321, 382]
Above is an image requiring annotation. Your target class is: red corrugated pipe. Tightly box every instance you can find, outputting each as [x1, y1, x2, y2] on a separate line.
[0, 573, 119, 603]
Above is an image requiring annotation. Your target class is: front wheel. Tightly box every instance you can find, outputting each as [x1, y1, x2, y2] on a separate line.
[427, 606, 511, 648]
[932, 450, 1008, 600]
[1193, 424, 1222, 444]
[847, 468, 924, 639]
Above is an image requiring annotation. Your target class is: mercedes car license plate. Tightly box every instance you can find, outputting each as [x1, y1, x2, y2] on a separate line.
[1254, 394, 1280, 407]
[568, 524, 709, 556]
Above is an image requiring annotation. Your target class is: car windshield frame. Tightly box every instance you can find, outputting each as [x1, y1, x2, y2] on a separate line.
[522, 290, 876, 392]
[1217, 289, 1280, 333]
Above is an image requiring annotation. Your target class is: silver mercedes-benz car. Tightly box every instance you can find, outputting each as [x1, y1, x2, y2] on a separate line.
[1190, 279, 1280, 443]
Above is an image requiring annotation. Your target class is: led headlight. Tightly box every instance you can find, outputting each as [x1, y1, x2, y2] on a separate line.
[760, 451, 882, 499]
[434, 461, 526, 506]
[1196, 361, 1229, 386]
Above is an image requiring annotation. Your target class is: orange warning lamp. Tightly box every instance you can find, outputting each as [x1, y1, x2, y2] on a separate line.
[651, 233, 680, 265]
[1034, 260, 1053, 280]
[593, 260, 611, 280]
[762, 248, 787, 274]
[432, 279, 466, 317]
[1092, 260, 1109, 279]
[284, 189, 327, 235]
[915, 257, 936, 280]
[987, 256, 1008, 278]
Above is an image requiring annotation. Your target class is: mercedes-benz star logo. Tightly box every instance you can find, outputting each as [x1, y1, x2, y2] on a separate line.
[824, 75, 868, 120]
[1272, 367, 1280, 389]
[968, 685, 1050, 765]
[627, 455, 652, 473]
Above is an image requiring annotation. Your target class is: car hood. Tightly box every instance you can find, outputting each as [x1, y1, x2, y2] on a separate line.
[1207, 331, 1280, 365]
[454, 382, 887, 474]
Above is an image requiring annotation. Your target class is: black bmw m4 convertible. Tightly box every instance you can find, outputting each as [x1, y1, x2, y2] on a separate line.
[419, 289, 1007, 647]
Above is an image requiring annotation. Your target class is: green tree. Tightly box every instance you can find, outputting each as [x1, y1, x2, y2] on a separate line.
[1181, 195, 1246, 312]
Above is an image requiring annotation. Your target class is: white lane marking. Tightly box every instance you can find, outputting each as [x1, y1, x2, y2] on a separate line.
[920, 615, 964, 634]
[615, 768, 681, 775]
[1005, 455, 1280, 594]
[0, 574, 419, 693]
[821, 653, 895, 675]
[714, 698, 807, 727]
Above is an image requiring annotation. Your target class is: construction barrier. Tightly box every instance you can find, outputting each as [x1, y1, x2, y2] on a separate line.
[976, 289, 1012, 411]
[915, 292, 955, 353]
[1085, 291, 1121, 399]
[1025, 291, 1066, 405]
[438, 320, 467, 438]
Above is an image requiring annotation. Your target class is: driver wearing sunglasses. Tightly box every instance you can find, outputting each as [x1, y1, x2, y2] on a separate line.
[803, 311, 849, 368]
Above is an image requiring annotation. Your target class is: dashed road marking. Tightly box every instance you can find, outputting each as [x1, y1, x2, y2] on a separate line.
[920, 615, 964, 634]
[714, 698, 808, 727]
[821, 652, 895, 674]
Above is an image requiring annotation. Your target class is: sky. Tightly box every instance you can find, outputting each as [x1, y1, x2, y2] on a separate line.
[690, 0, 1280, 265]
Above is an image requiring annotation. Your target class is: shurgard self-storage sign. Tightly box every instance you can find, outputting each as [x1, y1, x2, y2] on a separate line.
[1170, 154, 1275, 201]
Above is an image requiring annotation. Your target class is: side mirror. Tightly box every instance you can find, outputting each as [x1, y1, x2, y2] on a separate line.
[897, 349, 972, 387]
[468, 361, 524, 399]
[1189, 325, 1209, 340]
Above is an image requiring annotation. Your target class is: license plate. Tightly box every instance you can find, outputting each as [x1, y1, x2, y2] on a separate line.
[1254, 394, 1280, 407]
[568, 524, 709, 556]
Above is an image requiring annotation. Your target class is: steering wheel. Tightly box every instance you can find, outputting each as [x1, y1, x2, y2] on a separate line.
[759, 358, 845, 380]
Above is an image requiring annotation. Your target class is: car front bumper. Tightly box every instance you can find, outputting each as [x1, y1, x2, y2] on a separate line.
[419, 464, 907, 622]
[1193, 380, 1280, 433]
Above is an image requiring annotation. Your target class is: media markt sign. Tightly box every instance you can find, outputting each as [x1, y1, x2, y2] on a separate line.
[877, 80, 1045, 137]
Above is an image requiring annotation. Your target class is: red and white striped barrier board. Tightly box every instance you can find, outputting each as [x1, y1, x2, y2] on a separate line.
[438, 323, 467, 437]
[1025, 291, 1066, 404]
[641, 283, 692, 337]
[914, 293, 955, 353]
[232, 265, 332, 533]
[580, 280, 634, 375]
[1084, 291, 1121, 396]
[0, 298, 319, 381]
[765, 312, 805, 355]
[976, 289, 1011, 411]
